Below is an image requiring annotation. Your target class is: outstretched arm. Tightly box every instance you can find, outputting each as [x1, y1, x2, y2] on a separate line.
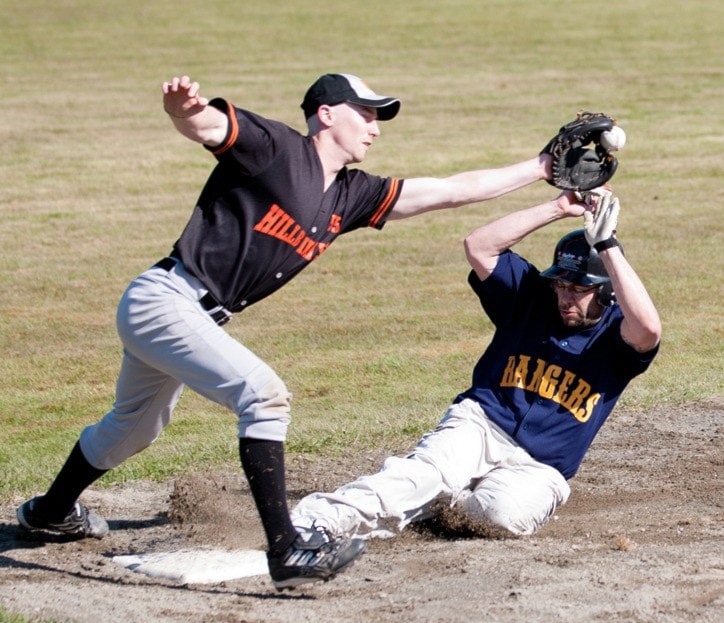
[161, 75, 228, 146]
[464, 190, 586, 281]
[387, 155, 552, 220]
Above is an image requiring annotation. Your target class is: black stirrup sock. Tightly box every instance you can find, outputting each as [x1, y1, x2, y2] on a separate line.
[37, 441, 108, 520]
[239, 438, 298, 556]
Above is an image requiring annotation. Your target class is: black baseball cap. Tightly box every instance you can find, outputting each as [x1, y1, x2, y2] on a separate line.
[301, 73, 401, 121]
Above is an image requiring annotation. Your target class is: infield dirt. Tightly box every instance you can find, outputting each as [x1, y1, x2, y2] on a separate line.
[1, 398, 722, 623]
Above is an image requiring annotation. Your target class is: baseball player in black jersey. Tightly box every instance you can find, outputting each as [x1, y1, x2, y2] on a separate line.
[18, 72, 556, 589]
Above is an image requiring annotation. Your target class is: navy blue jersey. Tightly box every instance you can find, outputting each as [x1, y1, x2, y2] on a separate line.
[456, 250, 658, 479]
[172, 99, 403, 312]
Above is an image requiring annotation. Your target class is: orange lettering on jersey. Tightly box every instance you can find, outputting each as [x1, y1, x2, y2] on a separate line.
[270, 213, 294, 237]
[553, 370, 577, 405]
[500, 356, 518, 387]
[498, 354, 598, 422]
[253, 204, 286, 235]
[525, 358, 547, 393]
[279, 223, 305, 246]
[253, 204, 333, 262]
[538, 364, 562, 399]
[559, 378, 591, 414]
[576, 393, 600, 423]
[328, 214, 342, 234]
[297, 238, 317, 261]
[512, 356, 531, 389]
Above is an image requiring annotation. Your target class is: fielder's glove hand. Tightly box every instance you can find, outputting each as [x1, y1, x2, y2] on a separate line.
[580, 188, 620, 251]
[542, 111, 619, 191]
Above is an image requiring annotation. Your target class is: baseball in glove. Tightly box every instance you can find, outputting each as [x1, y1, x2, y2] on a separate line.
[541, 111, 619, 191]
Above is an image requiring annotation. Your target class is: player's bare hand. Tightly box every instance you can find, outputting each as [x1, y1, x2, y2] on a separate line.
[162, 75, 209, 119]
[554, 190, 587, 218]
[539, 152, 554, 182]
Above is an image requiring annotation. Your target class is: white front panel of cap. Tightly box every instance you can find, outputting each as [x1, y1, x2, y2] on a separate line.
[341, 73, 382, 100]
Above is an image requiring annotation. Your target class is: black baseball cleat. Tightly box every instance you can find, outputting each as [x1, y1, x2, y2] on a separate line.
[267, 524, 367, 590]
[16, 496, 109, 539]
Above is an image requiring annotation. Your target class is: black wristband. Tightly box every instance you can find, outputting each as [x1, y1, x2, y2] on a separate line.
[594, 237, 618, 252]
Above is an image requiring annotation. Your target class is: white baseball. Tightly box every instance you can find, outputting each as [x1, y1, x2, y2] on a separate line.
[600, 126, 626, 152]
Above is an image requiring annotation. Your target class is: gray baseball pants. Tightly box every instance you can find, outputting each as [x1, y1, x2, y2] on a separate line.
[79, 261, 292, 471]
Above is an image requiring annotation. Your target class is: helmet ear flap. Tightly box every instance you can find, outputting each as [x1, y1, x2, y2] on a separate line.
[597, 283, 615, 307]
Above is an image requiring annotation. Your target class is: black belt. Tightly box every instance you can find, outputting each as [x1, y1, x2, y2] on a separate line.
[152, 258, 231, 326]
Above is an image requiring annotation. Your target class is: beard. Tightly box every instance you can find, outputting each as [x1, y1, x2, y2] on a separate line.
[558, 303, 604, 329]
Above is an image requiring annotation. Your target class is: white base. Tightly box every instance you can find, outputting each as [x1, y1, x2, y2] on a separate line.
[112, 548, 269, 584]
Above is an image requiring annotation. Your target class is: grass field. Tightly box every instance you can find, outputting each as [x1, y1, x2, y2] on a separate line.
[0, 0, 722, 502]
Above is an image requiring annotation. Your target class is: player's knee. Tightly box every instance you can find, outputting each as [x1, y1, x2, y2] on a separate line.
[459, 491, 557, 537]
[255, 372, 292, 415]
[237, 370, 292, 440]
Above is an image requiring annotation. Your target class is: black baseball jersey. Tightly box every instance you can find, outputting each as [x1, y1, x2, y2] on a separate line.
[171, 98, 403, 312]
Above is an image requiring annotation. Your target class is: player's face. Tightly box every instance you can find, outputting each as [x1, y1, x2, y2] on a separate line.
[332, 103, 381, 163]
[551, 280, 604, 329]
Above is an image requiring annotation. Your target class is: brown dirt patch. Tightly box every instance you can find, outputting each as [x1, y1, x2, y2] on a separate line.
[1, 399, 722, 622]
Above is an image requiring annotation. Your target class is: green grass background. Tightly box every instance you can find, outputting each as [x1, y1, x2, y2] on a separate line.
[1, 0, 722, 503]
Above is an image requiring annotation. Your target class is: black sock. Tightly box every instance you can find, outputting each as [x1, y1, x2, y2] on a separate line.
[238, 438, 298, 556]
[36, 441, 108, 521]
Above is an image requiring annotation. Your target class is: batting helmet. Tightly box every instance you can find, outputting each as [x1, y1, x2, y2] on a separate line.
[540, 230, 622, 306]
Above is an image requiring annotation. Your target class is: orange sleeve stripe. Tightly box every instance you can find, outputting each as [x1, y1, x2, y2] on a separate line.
[212, 101, 239, 155]
[369, 178, 400, 228]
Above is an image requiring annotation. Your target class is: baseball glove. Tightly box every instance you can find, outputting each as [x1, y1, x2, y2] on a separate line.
[541, 111, 619, 191]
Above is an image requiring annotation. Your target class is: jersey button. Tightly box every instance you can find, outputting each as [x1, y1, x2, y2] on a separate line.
[275, 272, 283, 279]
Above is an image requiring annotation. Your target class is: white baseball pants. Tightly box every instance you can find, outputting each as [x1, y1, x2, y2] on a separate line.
[291, 399, 570, 537]
[79, 261, 292, 470]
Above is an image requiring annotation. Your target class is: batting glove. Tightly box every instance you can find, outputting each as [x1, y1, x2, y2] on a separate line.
[581, 189, 620, 251]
